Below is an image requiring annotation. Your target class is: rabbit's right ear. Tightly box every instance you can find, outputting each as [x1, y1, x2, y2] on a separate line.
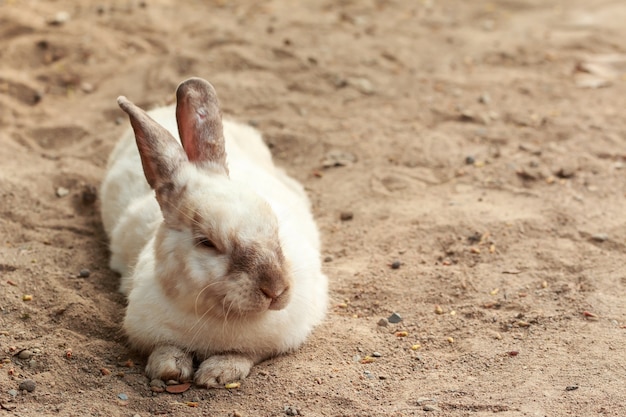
[117, 96, 188, 197]
[175, 77, 228, 174]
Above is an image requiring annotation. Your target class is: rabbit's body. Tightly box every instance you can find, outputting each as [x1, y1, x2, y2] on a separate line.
[100, 79, 327, 387]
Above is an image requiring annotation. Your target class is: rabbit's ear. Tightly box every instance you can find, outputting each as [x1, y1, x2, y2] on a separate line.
[175, 77, 228, 174]
[117, 96, 187, 193]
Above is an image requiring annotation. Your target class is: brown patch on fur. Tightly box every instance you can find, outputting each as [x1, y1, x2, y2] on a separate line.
[229, 234, 291, 309]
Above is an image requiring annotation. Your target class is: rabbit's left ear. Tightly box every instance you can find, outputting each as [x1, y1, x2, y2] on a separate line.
[117, 96, 188, 196]
[176, 77, 228, 175]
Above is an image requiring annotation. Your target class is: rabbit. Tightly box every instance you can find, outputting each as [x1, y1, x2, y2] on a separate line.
[100, 77, 328, 387]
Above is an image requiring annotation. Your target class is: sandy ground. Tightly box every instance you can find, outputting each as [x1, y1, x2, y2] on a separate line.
[1, 0, 626, 416]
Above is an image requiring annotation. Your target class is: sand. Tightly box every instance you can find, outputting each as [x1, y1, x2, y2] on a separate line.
[1, 0, 626, 416]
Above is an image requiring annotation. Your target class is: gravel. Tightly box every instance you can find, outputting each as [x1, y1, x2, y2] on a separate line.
[18, 379, 36, 392]
[387, 312, 403, 324]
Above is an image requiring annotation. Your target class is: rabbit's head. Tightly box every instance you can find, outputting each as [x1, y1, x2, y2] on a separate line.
[117, 78, 291, 319]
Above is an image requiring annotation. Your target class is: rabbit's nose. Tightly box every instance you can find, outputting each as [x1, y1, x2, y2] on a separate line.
[260, 283, 290, 310]
[260, 285, 285, 301]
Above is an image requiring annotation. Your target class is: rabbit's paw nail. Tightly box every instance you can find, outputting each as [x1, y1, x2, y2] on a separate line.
[194, 354, 254, 388]
[145, 345, 193, 382]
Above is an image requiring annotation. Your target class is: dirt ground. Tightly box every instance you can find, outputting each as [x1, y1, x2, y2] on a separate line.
[1, 0, 626, 416]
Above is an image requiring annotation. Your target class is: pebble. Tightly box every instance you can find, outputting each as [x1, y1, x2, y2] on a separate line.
[18, 379, 36, 392]
[150, 379, 166, 389]
[7, 389, 18, 397]
[322, 149, 357, 168]
[565, 385, 579, 391]
[387, 312, 403, 324]
[555, 166, 576, 179]
[81, 185, 98, 205]
[423, 404, 440, 412]
[117, 393, 128, 401]
[465, 155, 475, 165]
[150, 379, 167, 392]
[56, 187, 70, 197]
[390, 260, 401, 269]
[377, 318, 388, 327]
[80, 82, 94, 93]
[372, 352, 382, 358]
[48, 11, 70, 25]
[349, 77, 375, 95]
[18, 350, 33, 360]
[339, 211, 354, 221]
[284, 405, 299, 416]
[78, 269, 91, 278]
[324, 256, 333, 263]
[591, 233, 608, 242]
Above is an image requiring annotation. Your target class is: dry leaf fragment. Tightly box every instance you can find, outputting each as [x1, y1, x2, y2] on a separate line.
[165, 383, 192, 394]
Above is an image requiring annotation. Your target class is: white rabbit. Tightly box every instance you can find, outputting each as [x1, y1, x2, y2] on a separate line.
[100, 77, 328, 387]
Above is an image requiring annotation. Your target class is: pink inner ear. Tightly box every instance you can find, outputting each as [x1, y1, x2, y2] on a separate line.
[176, 78, 227, 170]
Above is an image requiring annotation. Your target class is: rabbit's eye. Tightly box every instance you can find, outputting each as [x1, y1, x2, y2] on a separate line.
[197, 237, 216, 249]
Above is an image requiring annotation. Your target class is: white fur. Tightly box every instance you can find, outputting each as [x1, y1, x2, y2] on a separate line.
[101, 98, 328, 386]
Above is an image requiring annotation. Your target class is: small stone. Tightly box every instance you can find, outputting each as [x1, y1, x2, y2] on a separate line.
[56, 187, 70, 197]
[48, 11, 71, 25]
[322, 149, 357, 168]
[18, 350, 33, 360]
[591, 233, 608, 242]
[7, 389, 18, 397]
[339, 211, 354, 221]
[80, 82, 94, 93]
[387, 312, 402, 324]
[423, 404, 440, 412]
[349, 77, 375, 95]
[390, 260, 401, 269]
[324, 256, 333, 263]
[78, 269, 91, 278]
[378, 375, 388, 380]
[377, 318, 388, 327]
[284, 405, 299, 416]
[81, 185, 97, 205]
[565, 385, 579, 391]
[18, 379, 36, 392]
[371, 352, 382, 358]
[117, 393, 128, 401]
[465, 155, 475, 165]
[555, 166, 576, 179]
[150, 379, 166, 388]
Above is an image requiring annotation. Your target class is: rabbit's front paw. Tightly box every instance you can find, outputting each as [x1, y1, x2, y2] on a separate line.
[145, 345, 194, 382]
[194, 354, 254, 388]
